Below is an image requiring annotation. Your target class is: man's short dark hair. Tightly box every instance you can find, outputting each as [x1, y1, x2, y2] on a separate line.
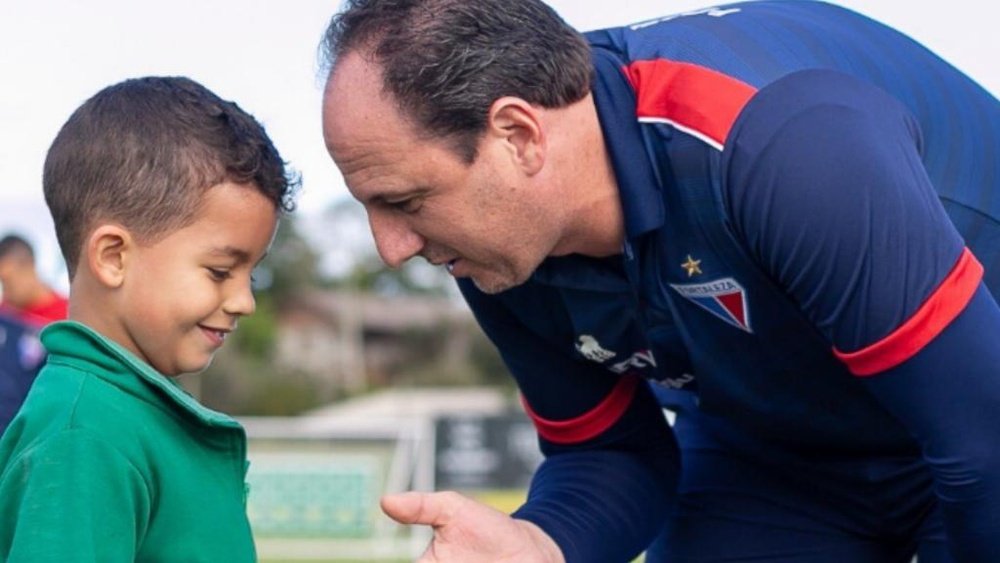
[0, 234, 34, 263]
[321, 0, 593, 162]
[43, 76, 299, 278]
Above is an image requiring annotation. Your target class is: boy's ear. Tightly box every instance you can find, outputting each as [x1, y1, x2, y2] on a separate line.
[85, 225, 132, 289]
[487, 96, 546, 176]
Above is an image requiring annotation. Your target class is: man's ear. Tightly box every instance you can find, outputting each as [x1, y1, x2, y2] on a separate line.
[85, 225, 132, 289]
[487, 97, 546, 175]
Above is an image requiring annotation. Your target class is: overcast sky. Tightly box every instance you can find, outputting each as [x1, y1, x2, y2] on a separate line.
[1, 0, 998, 284]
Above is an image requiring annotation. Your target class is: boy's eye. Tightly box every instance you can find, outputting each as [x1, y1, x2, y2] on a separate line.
[207, 268, 231, 281]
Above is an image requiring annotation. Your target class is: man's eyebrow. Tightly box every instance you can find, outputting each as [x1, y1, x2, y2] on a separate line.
[369, 186, 428, 205]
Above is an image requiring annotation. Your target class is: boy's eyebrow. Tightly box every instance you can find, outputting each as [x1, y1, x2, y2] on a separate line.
[209, 246, 252, 264]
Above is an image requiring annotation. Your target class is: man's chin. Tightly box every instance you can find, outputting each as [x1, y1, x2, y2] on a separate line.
[469, 272, 527, 295]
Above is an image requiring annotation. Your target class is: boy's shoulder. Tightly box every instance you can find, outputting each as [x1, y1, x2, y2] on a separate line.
[1, 360, 155, 461]
[49, 359, 149, 411]
[4, 322, 245, 466]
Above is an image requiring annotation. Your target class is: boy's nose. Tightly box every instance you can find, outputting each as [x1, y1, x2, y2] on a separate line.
[223, 281, 256, 317]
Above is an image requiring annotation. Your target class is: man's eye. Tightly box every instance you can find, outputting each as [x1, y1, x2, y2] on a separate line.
[388, 197, 423, 214]
[207, 268, 231, 281]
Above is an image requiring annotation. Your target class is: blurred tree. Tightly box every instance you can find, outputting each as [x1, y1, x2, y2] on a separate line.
[231, 294, 277, 360]
[308, 198, 454, 296]
[254, 215, 322, 306]
[341, 255, 453, 296]
[184, 215, 335, 414]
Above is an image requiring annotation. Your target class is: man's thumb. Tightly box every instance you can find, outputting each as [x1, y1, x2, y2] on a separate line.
[381, 491, 458, 527]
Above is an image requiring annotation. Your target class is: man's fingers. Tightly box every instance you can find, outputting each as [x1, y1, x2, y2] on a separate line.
[381, 491, 463, 527]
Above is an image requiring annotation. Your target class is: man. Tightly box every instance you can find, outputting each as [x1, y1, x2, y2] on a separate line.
[0, 234, 67, 325]
[320, 1, 1000, 562]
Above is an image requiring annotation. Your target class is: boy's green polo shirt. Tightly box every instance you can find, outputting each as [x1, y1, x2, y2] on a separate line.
[0, 321, 255, 562]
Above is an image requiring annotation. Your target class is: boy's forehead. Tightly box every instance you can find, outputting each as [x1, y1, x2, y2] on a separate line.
[185, 181, 279, 242]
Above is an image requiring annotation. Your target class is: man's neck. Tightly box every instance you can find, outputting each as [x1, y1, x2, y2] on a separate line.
[548, 94, 625, 258]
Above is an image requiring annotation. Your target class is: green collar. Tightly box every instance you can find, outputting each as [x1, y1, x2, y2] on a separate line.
[40, 321, 241, 429]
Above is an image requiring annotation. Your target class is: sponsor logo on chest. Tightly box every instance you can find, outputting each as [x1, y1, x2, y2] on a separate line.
[574, 336, 696, 390]
[575, 335, 658, 374]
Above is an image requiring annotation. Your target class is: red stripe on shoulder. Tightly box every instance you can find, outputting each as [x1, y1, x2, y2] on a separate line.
[521, 375, 639, 445]
[624, 59, 756, 148]
[834, 248, 984, 376]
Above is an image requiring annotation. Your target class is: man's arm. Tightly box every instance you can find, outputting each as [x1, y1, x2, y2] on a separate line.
[724, 69, 1000, 559]
[860, 284, 1000, 559]
[441, 278, 678, 563]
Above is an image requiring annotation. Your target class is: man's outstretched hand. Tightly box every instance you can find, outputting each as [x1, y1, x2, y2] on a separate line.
[381, 491, 565, 563]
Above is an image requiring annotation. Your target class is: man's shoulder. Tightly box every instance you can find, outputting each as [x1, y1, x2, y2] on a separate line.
[728, 69, 910, 151]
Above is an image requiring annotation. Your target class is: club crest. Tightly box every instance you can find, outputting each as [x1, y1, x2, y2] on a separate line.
[669, 277, 752, 333]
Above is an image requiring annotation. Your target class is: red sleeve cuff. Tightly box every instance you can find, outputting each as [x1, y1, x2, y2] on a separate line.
[522, 375, 639, 445]
[834, 248, 984, 376]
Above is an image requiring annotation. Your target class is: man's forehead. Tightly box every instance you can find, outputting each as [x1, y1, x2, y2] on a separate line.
[324, 57, 394, 136]
[324, 51, 386, 107]
[322, 56, 429, 162]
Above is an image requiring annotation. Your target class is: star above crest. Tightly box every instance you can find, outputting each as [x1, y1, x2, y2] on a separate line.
[681, 255, 702, 277]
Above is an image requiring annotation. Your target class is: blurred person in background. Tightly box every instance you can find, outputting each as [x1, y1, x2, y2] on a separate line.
[0, 234, 62, 435]
[0, 234, 67, 325]
[0, 311, 45, 437]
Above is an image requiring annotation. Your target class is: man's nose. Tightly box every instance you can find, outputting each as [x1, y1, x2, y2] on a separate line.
[369, 211, 425, 269]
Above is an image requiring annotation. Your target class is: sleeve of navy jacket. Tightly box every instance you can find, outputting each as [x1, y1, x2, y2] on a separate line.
[458, 278, 678, 563]
[722, 69, 1000, 559]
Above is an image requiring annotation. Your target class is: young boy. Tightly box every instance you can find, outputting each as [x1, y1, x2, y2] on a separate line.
[0, 76, 297, 561]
